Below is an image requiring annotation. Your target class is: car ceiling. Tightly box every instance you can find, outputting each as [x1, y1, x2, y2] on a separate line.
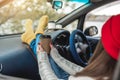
[57, 0, 117, 28]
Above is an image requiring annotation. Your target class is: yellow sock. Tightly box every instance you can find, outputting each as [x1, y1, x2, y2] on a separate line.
[21, 19, 36, 45]
[35, 15, 49, 35]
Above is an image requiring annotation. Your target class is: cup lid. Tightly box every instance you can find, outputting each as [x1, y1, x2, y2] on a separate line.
[40, 35, 51, 39]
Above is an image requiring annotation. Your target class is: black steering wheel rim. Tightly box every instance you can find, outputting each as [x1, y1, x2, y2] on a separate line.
[69, 30, 92, 67]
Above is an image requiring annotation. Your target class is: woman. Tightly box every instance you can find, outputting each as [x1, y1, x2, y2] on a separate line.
[37, 14, 120, 80]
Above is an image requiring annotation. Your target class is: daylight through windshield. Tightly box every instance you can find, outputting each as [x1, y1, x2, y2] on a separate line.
[0, 0, 88, 35]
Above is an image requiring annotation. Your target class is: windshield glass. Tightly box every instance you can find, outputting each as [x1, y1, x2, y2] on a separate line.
[0, 0, 89, 35]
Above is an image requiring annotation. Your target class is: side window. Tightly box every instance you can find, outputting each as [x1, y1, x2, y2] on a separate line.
[64, 20, 78, 33]
[83, 1, 120, 38]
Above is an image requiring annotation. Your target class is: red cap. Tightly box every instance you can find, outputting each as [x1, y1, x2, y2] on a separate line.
[102, 14, 120, 60]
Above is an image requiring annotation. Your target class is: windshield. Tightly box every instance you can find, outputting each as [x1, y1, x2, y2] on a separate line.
[0, 0, 89, 35]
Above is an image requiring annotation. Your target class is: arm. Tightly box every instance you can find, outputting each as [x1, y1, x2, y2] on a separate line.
[69, 76, 94, 80]
[37, 50, 58, 80]
[50, 47, 84, 75]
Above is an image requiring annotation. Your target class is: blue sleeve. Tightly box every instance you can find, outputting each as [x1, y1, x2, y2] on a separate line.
[30, 34, 41, 56]
[48, 56, 70, 80]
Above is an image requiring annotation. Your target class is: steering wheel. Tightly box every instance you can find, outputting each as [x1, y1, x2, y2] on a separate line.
[69, 30, 92, 67]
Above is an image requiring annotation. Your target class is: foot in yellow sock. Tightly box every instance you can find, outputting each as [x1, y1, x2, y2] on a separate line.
[35, 15, 49, 35]
[21, 19, 36, 45]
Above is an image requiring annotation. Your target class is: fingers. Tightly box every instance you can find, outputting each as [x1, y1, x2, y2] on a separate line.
[37, 43, 44, 53]
[39, 44, 44, 52]
[37, 43, 40, 53]
[50, 43, 53, 48]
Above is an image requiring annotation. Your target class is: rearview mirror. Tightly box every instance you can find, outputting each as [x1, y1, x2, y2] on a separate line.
[84, 26, 98, 36]
[52, 0, 63, 10]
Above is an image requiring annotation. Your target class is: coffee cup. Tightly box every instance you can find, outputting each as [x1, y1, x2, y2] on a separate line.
[40, 35, 52, 54]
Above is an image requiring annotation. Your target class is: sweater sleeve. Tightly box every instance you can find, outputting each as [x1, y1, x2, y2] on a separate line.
[50, 47, 84, 75]
[69, 76, 94, 80]
[37, 51, 58, 80]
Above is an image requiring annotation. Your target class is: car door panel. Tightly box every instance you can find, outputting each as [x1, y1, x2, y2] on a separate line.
[0, 35, 40, 80]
